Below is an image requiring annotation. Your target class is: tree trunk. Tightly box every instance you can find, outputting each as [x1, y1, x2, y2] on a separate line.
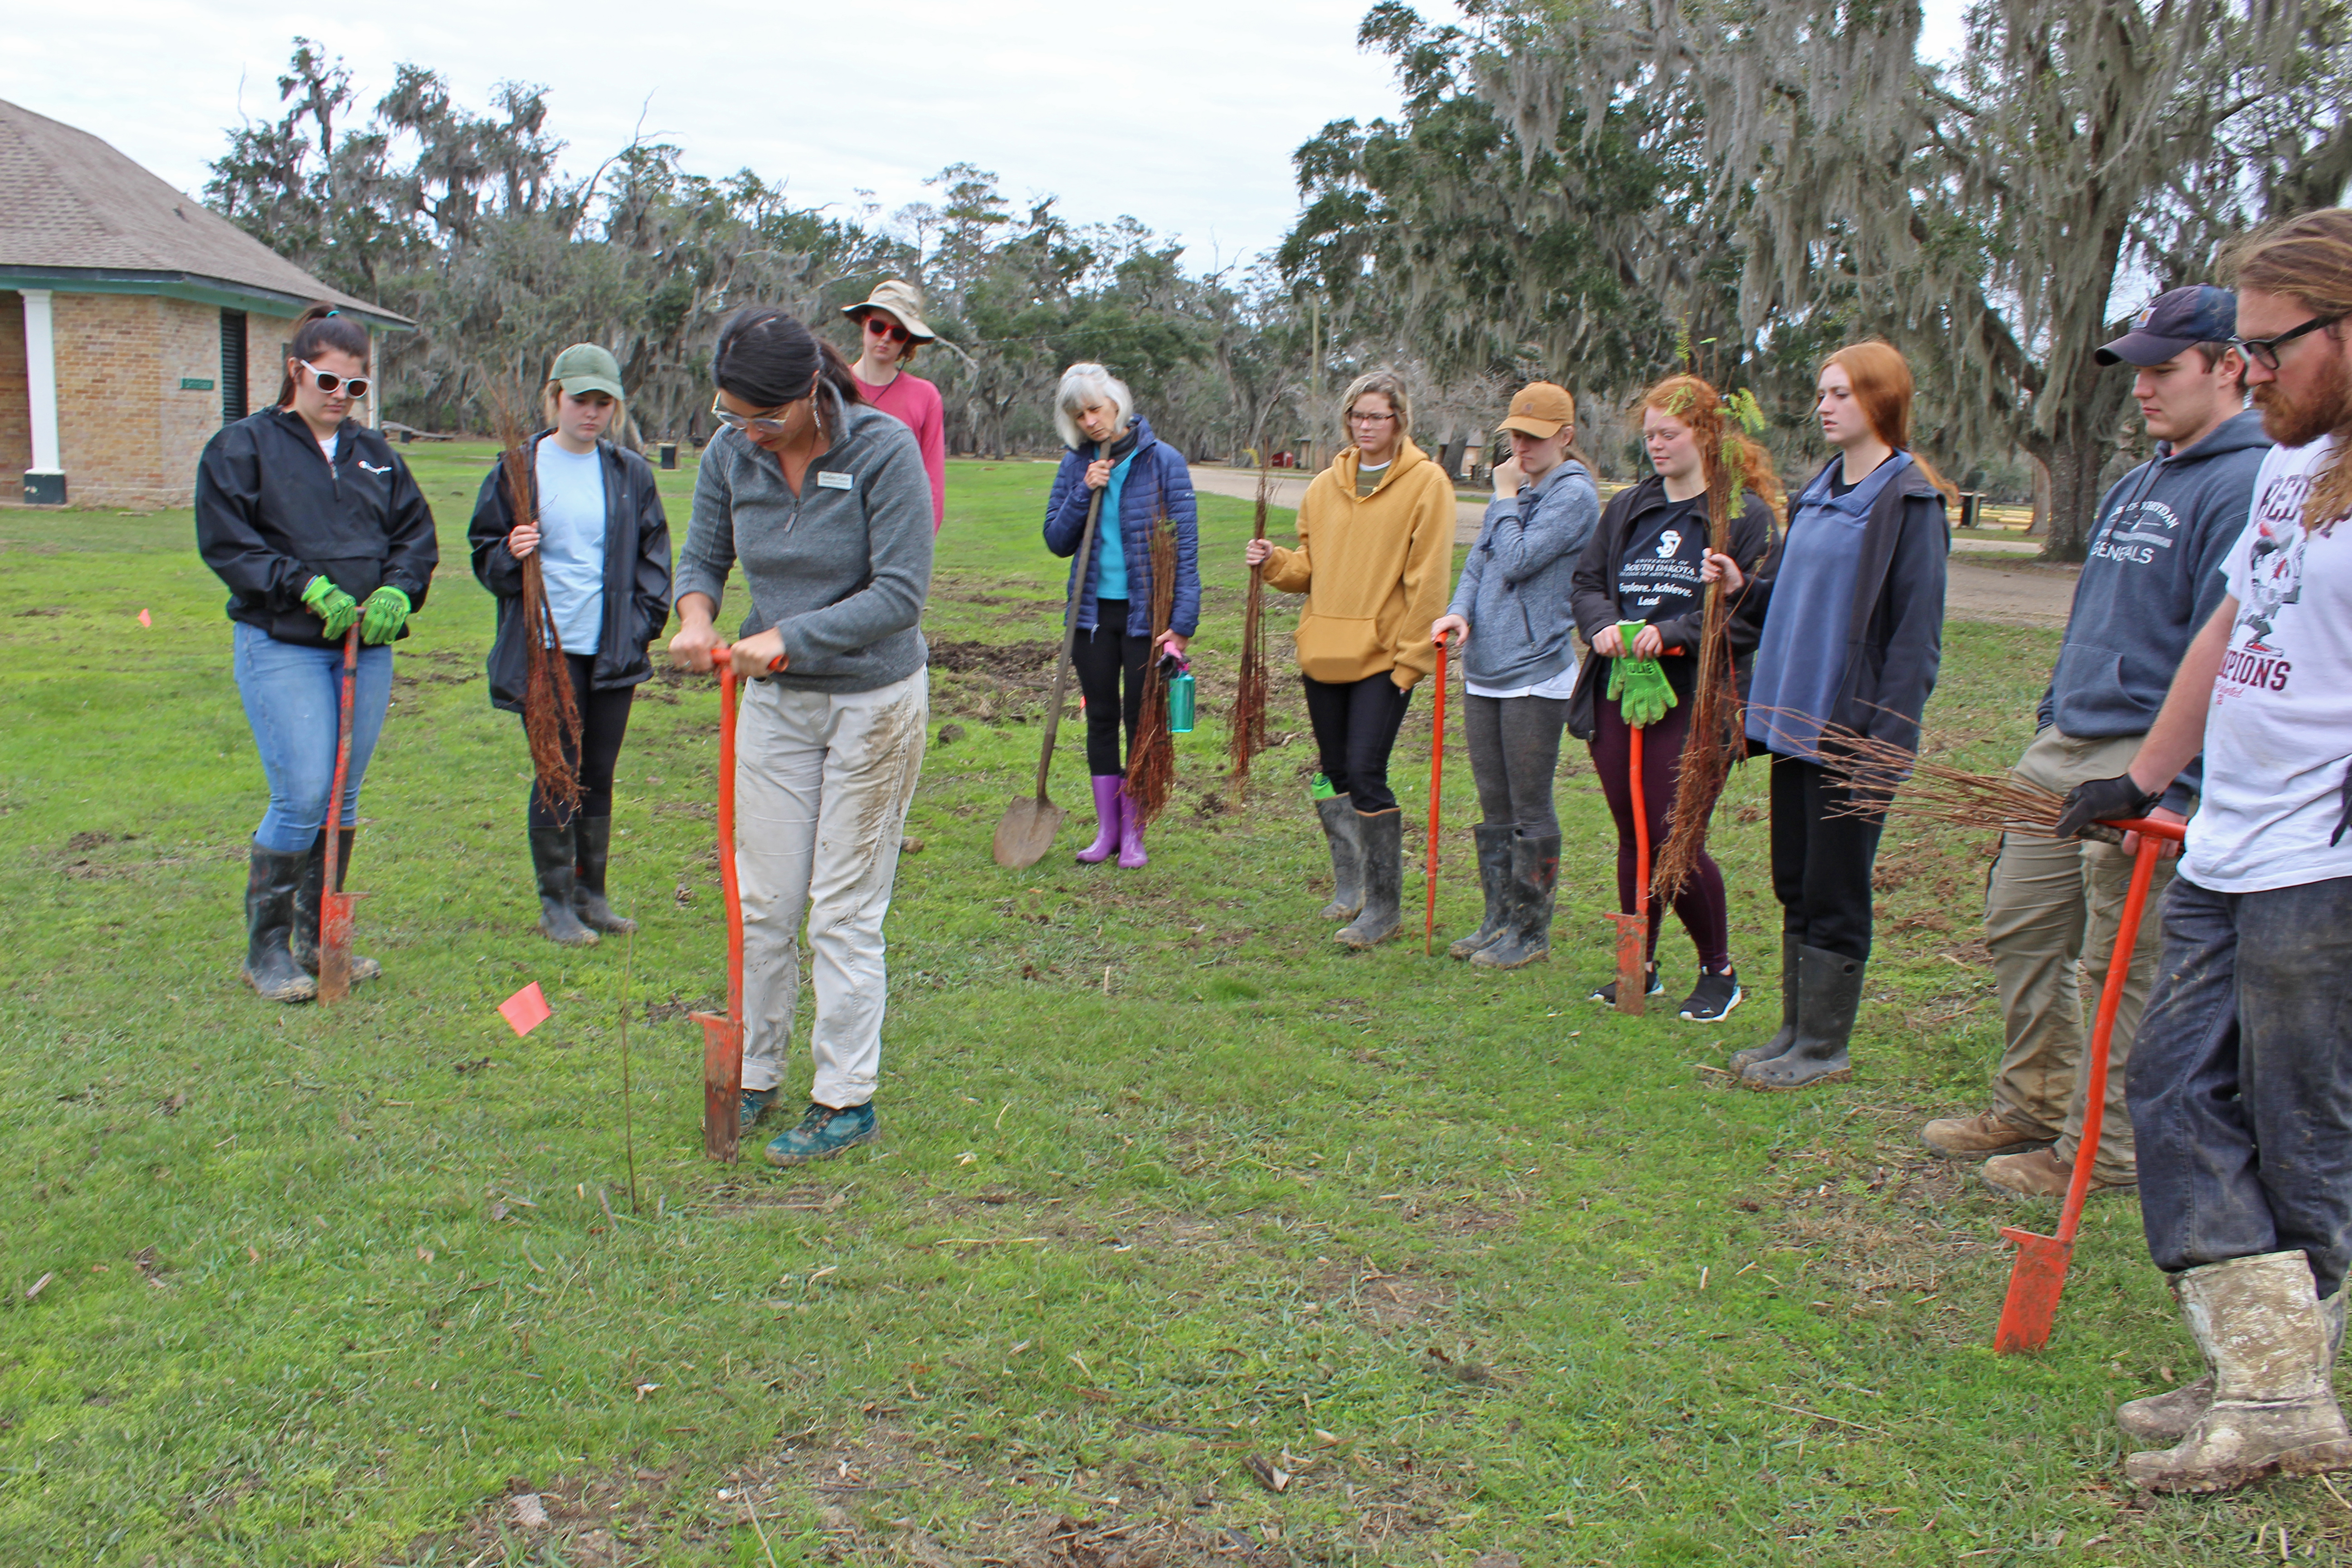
[2025, 435, 2107, 563]
[2028, 452, 2050, 537]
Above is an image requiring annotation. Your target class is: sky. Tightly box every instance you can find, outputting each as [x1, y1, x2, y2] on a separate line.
[2, 0, 1972, 278]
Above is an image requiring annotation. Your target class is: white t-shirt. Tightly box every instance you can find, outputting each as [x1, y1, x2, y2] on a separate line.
[2180, 434, 2352, 892]
[1465, 660, 1580, 701]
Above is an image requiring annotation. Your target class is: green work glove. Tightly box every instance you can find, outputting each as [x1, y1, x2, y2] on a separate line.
[302, 575, 360, 640]
[359, 585, 412, 646]
[1605, 621, 1679, 728]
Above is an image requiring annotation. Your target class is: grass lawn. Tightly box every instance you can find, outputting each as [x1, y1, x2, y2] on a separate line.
[0, 450, 2335, 1565]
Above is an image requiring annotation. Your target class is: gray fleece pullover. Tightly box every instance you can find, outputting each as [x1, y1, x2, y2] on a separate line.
[2039, 407, 2269, 812]
[673, 385, 934, 693]
[1445, 458, 1601, 689]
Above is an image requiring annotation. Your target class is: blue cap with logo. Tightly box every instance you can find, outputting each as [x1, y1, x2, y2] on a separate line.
[2098, 285, 2237, 367]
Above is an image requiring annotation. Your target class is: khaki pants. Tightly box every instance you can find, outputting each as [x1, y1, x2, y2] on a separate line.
[1984, 726, 2182, 1182]
[735, 669, 928, 1108]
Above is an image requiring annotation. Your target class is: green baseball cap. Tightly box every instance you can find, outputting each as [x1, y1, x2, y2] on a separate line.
[549, 342, 625, 399]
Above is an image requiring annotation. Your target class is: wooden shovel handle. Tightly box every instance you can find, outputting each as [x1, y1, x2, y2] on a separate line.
[1034, 444, 1109, 801]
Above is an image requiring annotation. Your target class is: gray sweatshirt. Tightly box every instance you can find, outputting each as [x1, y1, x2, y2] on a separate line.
[1445, 458, 1601, 689]
[2039, 407, 2269, 812]
[673, 385, 934, 693]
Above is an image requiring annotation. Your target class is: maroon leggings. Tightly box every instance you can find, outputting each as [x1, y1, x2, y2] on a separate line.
[1588, 701, 1731, 970]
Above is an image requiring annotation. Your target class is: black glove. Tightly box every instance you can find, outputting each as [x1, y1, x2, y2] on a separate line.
[2054, 773, 2161, 840]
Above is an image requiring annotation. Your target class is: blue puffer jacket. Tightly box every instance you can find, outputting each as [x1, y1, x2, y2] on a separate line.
[1043, 415, 1202, 638]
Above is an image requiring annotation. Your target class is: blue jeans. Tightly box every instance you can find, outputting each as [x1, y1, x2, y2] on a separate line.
[2129, 873, 2352, 1296]
[232, 621, 393, 854]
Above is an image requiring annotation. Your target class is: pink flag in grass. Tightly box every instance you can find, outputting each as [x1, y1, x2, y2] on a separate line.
[138, 609, 151, 628]
[497, 982, 552, 1037]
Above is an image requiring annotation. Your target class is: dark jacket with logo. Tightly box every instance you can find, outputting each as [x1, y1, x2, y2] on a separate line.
[468, 432, 675, 713]
[195, 406, 439, 648]
[1567, 474, 1777, 740]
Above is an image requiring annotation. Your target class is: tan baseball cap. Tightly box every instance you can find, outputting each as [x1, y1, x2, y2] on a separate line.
[842, 279, 938, 342]
[1497, 382, 1576, 438]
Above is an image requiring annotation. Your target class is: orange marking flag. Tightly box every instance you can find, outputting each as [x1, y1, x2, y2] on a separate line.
[497, 982, 552, 1037]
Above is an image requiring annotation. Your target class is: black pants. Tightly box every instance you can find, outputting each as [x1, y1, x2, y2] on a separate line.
[1592, 701, 1731, 969]
[1462, 692, 1564, 836]
[524, 652, 635, 829]
[1768, 755, 1885, 961]
[1302, 672, 1412, 814]
[1071, 599, 1150, 776]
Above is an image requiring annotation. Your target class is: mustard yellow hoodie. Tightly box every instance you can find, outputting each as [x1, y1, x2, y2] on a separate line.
[1262, 439, 1456, 690]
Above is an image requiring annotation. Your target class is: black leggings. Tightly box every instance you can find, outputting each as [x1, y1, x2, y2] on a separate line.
[1071, 599, 1150, 776]
[1589, 701, 1731, 969]
[524, 653, 635, 829]
[1768, 754, 1885, 961]
[1462, 692, 1564, 836]
[1302, 672, 1412, 814]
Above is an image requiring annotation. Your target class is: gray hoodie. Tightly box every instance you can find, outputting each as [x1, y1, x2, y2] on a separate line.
[2040, 407, 2269, 811]
[674, 384, 934, 693]
[1445, 458, 1601, 690]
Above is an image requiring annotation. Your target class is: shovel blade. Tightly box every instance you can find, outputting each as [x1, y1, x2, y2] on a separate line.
[693, 1011, 742, 1164]
[1994, 1225, 2073, 1353]
[993, 796, 1066, 869]
[1609, 912, 1649, 1017]
[317, 889, 363, 1004]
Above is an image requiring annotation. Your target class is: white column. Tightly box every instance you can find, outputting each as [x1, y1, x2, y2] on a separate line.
[22, 288, 61, 476]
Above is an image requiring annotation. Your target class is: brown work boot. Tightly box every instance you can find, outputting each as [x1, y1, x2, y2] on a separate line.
[1922, 1108, 2054, 1160]
[1981, 1146, 2135, 1198]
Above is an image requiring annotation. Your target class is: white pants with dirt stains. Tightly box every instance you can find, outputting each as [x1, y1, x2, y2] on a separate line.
[735, 668, 928, 1107]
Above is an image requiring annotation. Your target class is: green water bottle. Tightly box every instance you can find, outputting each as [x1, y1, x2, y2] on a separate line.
[1167, 659, 1196, 734]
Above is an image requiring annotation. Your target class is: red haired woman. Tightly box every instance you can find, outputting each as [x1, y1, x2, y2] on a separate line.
[1714, 343, 1951, 1089]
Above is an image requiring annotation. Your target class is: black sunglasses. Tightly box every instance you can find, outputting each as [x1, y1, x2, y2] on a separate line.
[2233, 314, 2343, 371]
[301, 359, 370, 398]
[862, 315, 910, 343]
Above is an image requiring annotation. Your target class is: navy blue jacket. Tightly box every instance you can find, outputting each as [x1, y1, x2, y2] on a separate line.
[1043, 415, 1202, 638]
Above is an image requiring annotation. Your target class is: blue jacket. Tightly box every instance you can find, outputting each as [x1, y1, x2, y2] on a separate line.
[1446, 458, 1600, 689]
[1043, 415, 1202, 638]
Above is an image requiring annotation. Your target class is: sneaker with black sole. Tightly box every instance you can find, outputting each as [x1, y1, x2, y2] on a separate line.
[1588, 968, 1665, 1006]
[765, 1101, 880, 1167]
[1680, 969, 1742, 1022]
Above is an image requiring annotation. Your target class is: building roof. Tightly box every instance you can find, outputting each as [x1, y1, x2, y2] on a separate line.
[0, 98, 410, 329]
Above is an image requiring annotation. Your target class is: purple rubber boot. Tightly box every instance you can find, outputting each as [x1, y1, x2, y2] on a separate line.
[1118, 784, 1149, 869]
[1077, 776, 1123, 863]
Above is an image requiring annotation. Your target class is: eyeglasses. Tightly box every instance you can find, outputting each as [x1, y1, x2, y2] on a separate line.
[2233, 314, 2343, 371]
[710, 394, 799, 436]
[302, 360, 370, 398]
[1347, 410, 1397, 425]
[862, 315, 910, 343]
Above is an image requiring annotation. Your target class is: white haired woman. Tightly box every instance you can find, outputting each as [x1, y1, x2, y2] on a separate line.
[1244, 368, 1455, 945]
[1042, 363, 1201, 868]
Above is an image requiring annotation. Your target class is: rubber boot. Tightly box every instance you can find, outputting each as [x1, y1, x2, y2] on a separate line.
[1314, 794, 1363, 919]
[573, 817, 638, 934]
[530, 825, 599, 947]
[2126, 1250, 2352, 1492]
[1448, 824, 1516, 960]
[1077, 777, 1123, 864]
[1117, 784, 1149, 869]
[1741, 943, 1861, 1090]
[291, 828, 383, 982]
[1729, 934, 1802, 1073]
[2122, 1283, 2348, 1446]
[1474, 832, 1559, 970]
[241, 845, 317, 1003]
[1336, 809, 1403, 949]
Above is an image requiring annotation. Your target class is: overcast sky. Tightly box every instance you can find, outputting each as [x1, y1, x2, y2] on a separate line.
[2, 0, 1970, 278]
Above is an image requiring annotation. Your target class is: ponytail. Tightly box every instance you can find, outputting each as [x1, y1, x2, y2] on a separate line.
[711, 307, 865, 410]
[276, 304, 370, 406]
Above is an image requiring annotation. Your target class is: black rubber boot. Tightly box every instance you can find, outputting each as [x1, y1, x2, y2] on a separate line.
[1729, 933, 1802, 1072]
[572, 817, 638, 934]
[242, 845, 317, 1003]
[1336, 809, 1403, 949]
[1314, 793, 1363, 920]
[1741, 943, 1863, 1090]
[531, 825, 599, 947]
[1448, 823, 1516, 960]
[1473, 831, 1559, 970]
[291, 828, 383, 982]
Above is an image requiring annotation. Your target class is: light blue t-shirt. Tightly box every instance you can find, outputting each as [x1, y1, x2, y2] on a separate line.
[534, 440, 606, 656]
[1094, 452, 1138, 603]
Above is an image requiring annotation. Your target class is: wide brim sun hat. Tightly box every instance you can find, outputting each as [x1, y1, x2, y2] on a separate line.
[841, 279, 939, 343]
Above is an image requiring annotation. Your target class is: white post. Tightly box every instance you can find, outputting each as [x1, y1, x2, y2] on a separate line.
[22, 290, 64, 502]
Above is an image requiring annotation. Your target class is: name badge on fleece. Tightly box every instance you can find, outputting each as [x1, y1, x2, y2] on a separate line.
[817, 470, 853, 490]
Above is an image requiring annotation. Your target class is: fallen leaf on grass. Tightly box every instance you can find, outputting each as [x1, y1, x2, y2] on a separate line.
[634, 1382, 660, 1401]
[508, 1492, 550, 1529]
[490, 1201, 509, 1222]
[1243, 1453, 1290, 1492]
[416, 1246, 434, 1262]
[25, 1273, 52, 1301]
[160, 1091, 185, 1115]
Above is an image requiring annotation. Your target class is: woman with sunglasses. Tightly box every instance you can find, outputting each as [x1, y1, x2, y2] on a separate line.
[670, 307, 934, 1168]
[842, 281, 946, 531]
[468, 344, 674, 947]
[195, 302, 438, 1002]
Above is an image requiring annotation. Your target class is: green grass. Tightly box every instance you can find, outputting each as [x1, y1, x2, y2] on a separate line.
[0, 451, 2337, 1565]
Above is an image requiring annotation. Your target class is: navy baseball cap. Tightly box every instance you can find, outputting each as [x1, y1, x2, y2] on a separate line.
[2098, 285, 2237, 366]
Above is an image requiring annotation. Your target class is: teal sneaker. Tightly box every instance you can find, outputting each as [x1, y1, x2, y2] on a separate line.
[740, 1086, 781, 1129]
[764, 1101, 879, 1167]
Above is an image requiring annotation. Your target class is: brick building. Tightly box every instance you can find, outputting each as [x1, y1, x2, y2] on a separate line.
[0, 98, 410, 510]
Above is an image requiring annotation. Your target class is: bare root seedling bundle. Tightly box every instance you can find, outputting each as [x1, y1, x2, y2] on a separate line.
[1225, 466, 1273, 803]
[492, 389, 583, 816]
[1124, 513, 1181, 828]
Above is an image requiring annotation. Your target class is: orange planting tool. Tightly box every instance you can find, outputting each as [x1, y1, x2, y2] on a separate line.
[691, 647, 746, 1164]
[1424, 634, 1452, 955]
[1610, 721, 1650, 1015]
[317, 626, 364, 1004]
[1994, 815, 2185, 1352]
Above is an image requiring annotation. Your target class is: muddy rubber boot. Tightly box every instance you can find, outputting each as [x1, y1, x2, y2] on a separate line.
[241, 844, 317, 1003]
[2123, 1282, 2349, 1446]
[1077, 776, 1123, 865]
[2126, 1251, 2352, 1493]
[1741, 943, 1861, 1090]
[291, 828, 383, 982]
[1474, 832, 1559, 970]
[572, 817, 638, 934]
[1314, 792, 1363, 919]
[1728, 935, 1802, 1073]
[1117, 784, 1149, 869]
[530, 825, 599, 947]
[1336, 809, 1402, 949]
[1448, 824, 1516, 960]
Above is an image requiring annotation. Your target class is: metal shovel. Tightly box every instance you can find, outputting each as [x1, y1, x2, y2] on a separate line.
[691, 649, 746, 1164]
[1993, 815, 2183, 1352]
[993, 445, 1108, 868]
[317, 627, 365, 1004]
